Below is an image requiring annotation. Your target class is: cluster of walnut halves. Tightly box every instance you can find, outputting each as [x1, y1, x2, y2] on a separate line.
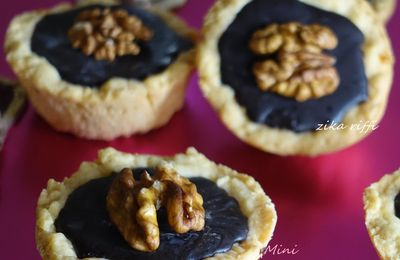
[106, 164, 205, 252]
[68, 7, 153, 61]
[250, 22, 340, 102]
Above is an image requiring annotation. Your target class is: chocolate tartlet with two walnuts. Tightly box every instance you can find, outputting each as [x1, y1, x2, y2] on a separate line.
[198, 0, 393, 156]
[5, 0, 196, 140]
[36, 148, 277, 259]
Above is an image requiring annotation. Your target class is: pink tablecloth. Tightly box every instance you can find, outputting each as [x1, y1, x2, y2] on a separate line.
[0, 1, 399, 259]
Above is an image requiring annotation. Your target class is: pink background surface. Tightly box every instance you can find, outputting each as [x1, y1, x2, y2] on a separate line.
[0, 0, 399, 259]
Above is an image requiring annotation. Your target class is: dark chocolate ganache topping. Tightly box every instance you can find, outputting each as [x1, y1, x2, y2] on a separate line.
[0, 82, 15, 114]
[55, 168, 248, 260]
[31, 5, 193, 87]
[394, 193, 400, 219]
[219, 0, 368, 132]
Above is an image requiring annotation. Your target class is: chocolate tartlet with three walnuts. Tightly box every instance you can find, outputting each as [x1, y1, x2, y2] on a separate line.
[197, 0, 393, 155]
[36, 148, 277, 259]
[5, 0, 196, 140]
[364, 169, 400, 259]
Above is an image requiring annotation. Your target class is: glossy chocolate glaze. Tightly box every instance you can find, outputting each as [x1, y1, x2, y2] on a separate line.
[219, 0, 368, 132]
[0, 83, 15, 114]
[395, 193, 400, 219]
[31, 5, 193, 87]
[55, 168, 248, 259]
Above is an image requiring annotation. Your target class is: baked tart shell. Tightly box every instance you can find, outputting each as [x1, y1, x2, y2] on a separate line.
[5, 0, 197, 140]
[197, 0, 394, 156]
[364, 169, 400, 259]
[36, 147, 277, 259]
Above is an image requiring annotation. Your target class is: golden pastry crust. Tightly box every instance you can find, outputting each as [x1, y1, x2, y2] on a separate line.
[364, 169, 400, 259]
[367, 0, 396, 22]
[5, 0, 197, 140]
[36, 147, 277, 260]
[0, 78, 25, 148]
[197, 0, 394, 156]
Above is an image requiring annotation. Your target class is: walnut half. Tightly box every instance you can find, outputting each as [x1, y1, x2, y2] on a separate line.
[106, 165, 205, 252]
[68, 8, 153, 61]
[249, 22, 340, 102]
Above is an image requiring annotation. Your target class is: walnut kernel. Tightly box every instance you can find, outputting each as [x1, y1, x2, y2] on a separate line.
[249, 23, 340, 101]
[68, 8, 153, 61]
[106, 165, 205, 252]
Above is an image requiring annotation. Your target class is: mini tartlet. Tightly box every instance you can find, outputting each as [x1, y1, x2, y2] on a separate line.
[36, 147, 277, 259]
[5, 0, 196, 140]
[364, 169, 400, 259]
[197, 0, 393, 156]
[0, 78, 25, 149]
